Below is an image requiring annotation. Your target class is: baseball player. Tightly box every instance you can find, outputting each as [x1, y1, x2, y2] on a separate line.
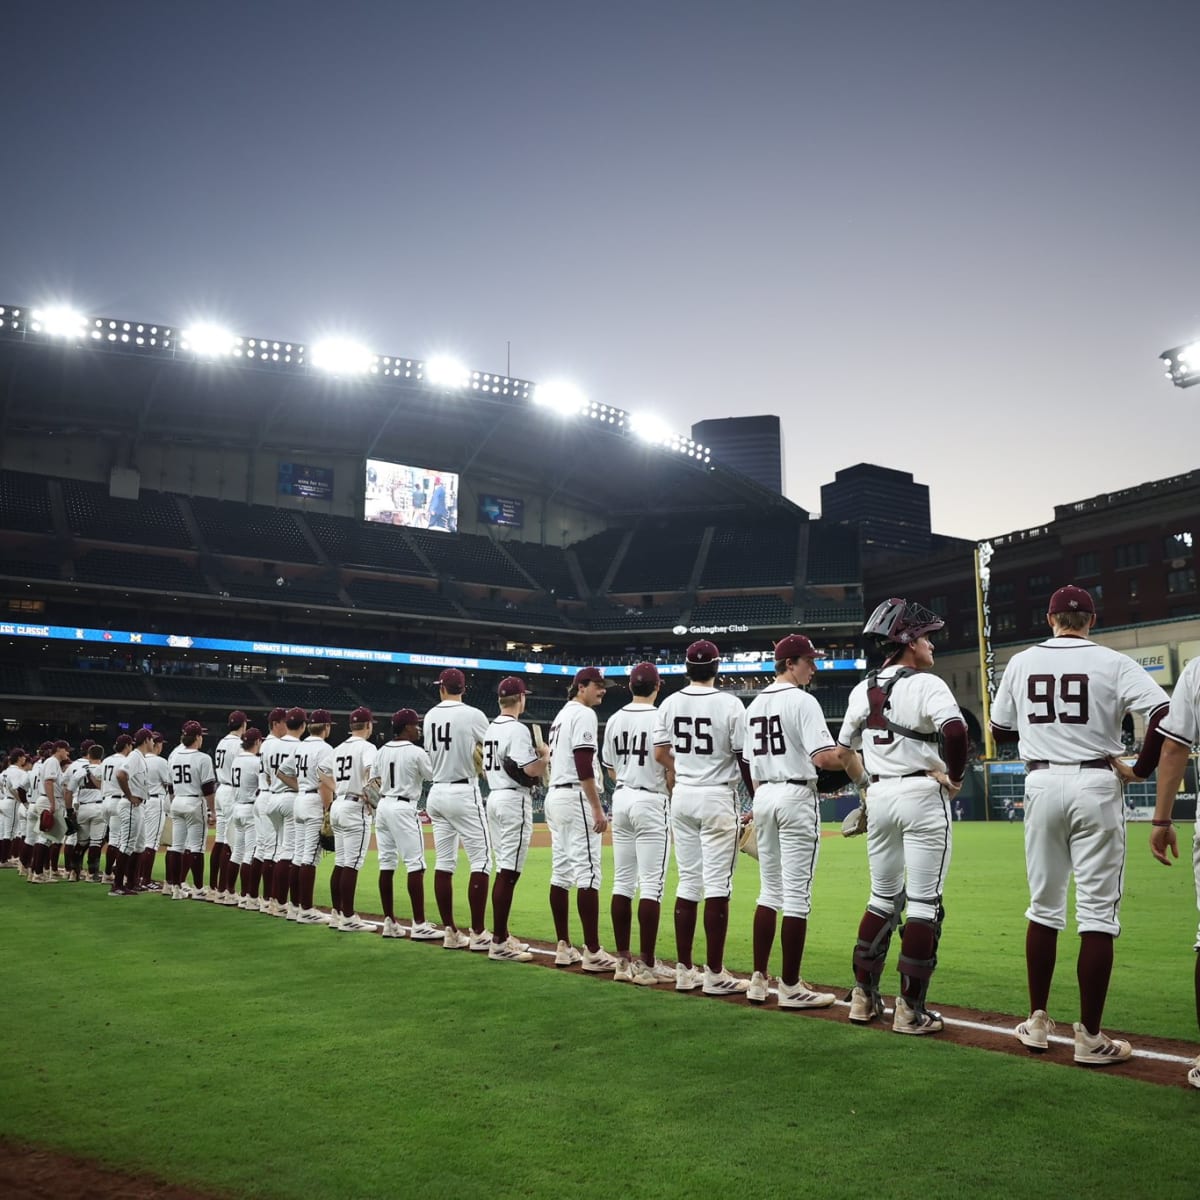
[371, 708, 438, 940]
[838, 599, 967, 1035]
[166, 721, 217, 899]
[66, 743, 106, 881]
[1147, 649, 1200, 1089]
[603, 662, 675, 985]
[249, 707, 288, 910]
[230, 729, 265, 908]
[112, 728, 154, 895]
[264, 707, 307, 917]
[653, 641, 750, 994]
[992, 584, 1170, 1065]
[60, 739, 93, 880]
[482, 678, 548, 962]
[209, 710, 248, 899]
[424, 669, 493, 949]
[1, 748, 31, 869]
[100, 734, 133, 880]
[744, 634, 851, 1008]
[281, 708, 335, 924]
[139, 731, 172, 892]
[22, 743, 53, 880]
[30, 741, 71, 884]
[328, 707, 379, 932]
[545, 666, 618, 973]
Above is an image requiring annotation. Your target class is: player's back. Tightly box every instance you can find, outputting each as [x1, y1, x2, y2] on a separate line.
[331, 738, 377, 798]
[842, 668, 960, 777]
[214, 733, 241, 787]
[655, 687, 745, 786]
[424, 701, 488, 783]
[743, 684, 833, 782]
[483, 715, 536, 792]
[604, 704, 666, 792]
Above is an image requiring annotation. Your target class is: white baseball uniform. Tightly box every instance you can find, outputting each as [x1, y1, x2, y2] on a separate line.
[604, 702, 671, 903]
[270, 734, 304, 860]
[67, 759, 106, 848]
[254, 732, 286, 861]
[167, 745, 216, 854]
[546, 700, 606, 891]
[141, 753, 172, 852]
[35, 756, 67, 845]
[1159, 655, 1200, 950]
[991, 636, 1169, 935]
[229, 751, 261, 866]
[100, 751, 127, 843]
[423, 701, 491, 875]
[330, 737, 378, 870]
[839, 667, 963, 922]
[213, 732, 242, 845]
[653, 686, 746, 902]
[373, 739, 433, 874]
[482, 715, 539, 874]
[292, 736, 335, 868]
[25, 759, 45, 844]
[114, 748, 150, 856]
[745, 682, 836, 918]
[1, 763, 27, 843]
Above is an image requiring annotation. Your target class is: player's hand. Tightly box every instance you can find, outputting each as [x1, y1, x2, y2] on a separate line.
[1150, 824, 1179, 866]
[1109, 757, 1138, 785]
[929, 770, 962, 798]
[591, 806, 609, 834]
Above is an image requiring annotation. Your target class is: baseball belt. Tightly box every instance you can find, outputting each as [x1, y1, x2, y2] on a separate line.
[1026, 759, 1111, 772]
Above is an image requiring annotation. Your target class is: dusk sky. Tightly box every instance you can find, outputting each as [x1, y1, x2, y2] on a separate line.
[5, 0, 1198, 539]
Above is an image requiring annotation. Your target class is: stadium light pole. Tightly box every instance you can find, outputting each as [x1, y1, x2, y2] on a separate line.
[1160, 341, 1200, 387]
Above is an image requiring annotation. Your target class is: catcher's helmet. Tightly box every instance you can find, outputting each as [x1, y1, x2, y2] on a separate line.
[863, 598, 944, 645]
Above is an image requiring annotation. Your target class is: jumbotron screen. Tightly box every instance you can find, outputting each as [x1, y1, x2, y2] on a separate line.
[364, 459, 458, 532]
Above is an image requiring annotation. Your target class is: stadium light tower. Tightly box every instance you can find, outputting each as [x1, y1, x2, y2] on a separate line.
[424, 356, 470, 389]
[31, 305, 87, 340]
[629, 411, 672, 445]
[181, 324, 236, 358]
[533, 380, 587, 416]
[1160, 341, 1200, 388]
[311, 337, 373, 376]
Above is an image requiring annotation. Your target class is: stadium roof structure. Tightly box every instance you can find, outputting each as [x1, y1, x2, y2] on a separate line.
[0, 304, 802, 520]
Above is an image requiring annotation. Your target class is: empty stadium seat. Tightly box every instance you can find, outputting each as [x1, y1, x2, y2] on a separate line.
[73, 550, 209, 594]
[0, 470, 54, 533]
[406, 529, 528, 588]
[702, 518, 798, 588]
[153, 676, 264, 709]
[61, 479, 191, 548]
[346, 577, 460, 618]
[307, 512, 431, 576]
[504, 541, 579, 597]
[689, 594, 793, 626]
[191, 497, 318, 563]
[40, 669, 153, 702]
[610, 521, 705, 593]
[806, 523, 861, 585]
[572, 527, 628, 591]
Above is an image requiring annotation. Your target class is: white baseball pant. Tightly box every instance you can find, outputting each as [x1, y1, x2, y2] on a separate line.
[0, 794, 17, 840]
[1192, 823, 1200, 951]
[610, 786, 670, 903]
[486, 788, 533, 874]
[544, 786, 601, 891]
[213, 783, 235, 844]
[140, 796, 168, 852]
[1023, 765, 1124, 937]
[330, 797, 371, 870]
[426, 782, 491, 874]
[752, 781, 822, 918]
[75, 801, 108, 847]
[671, 783, 739, 902]
[169, 799, 206, 854]
[293, 792, 324, 867]
[230, 802, 258, 866]
[253, 792, 281, 861]
[33, 800, 66, 846]
[376, 797, 427, 873]
[866, 776, 951, 924]
[276, 793, 296, 859]
[112, 799, 144, 856]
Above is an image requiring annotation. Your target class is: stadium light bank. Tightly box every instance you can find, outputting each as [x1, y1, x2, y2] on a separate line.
[1160, 340, 1200, 388]
[0, 302, 711, 465]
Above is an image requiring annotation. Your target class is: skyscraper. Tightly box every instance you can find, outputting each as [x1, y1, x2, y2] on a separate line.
[691, 415, 783, 494]
[820, 463, 932, 559]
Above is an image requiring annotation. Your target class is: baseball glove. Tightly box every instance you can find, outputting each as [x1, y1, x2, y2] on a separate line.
[38, 809, 54, 833]
[319, 810, 334, 852]
[362, 779, 381, 811]
[841, 804, 868, 837]
[65, 810, 79, 836]
[472, 744, 484, 777]
[738, 820, 759, 860]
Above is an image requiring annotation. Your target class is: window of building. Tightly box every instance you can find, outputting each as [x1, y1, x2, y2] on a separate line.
[1031, 607, 1046, 628]
[1167, 567, 1196, 595]
[1028, 574, 1051, 597]
[1115, 542, 1147, 570]
[1128, 577, 1139, 600]
[1165, 531, 1194, 559]
[929, 595, 948, 617]
[995, 611, 1016, 634]
[1075, 552, 1100, 577]
[991, 582, 1014, 604]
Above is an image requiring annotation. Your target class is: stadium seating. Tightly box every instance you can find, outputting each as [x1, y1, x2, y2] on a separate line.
[4, 556, 63, 580]
[271, 682, 361, 711]
[689, 594, 793, 626]
[503, 540, 578, 598]
[72, 550, 209, 595]
[0, 664, 35, 696]
[587, 602, 683, 631]
[188, 497, 316, 563]
[406, 529, 529, 588]
[456, 595, 571, 629]
[346, 684, 428, 714]
[40, 669, 154, 702]
[0, 469, 54, 534]
[803, 600, 865, 625]
[702, 519, 799, 588]
[806, 523, 861, 584]
[571, 527, 628, 591]
[61, 479, 191, 549]
[153, 676, 264, 709]
[345, 577, 461, 618]
[610, 521, 705, 593]
[216, 572, 343, 607]
[808, 680, 855, 721]
[306, 513, 431, 576]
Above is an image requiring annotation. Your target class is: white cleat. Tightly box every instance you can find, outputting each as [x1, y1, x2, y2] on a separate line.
[848, 986, 883, 1025]
[1188, 1056, 1200, 1090]
[747, 971, 770, 1005]
[327, 912, 345, 931]
[554, 941, 583, 967]
[651, 959, 676, 983]
[703, 966, 750, 996]
[339, 915, 378, 933]
[381, 917, 408, 939]
[409, 921, 443, 941]
[675, 963, 702, 992]
[488, 936, 534, 962]
[778, 979, 836, 1009]
[582, 947, 618, 974]
[630, 960, 659, 987]
[468, 929, 493, 952]
[893, 996, 944, 1035]
[295, 908, 328, 925]
[1073, 1023, 1131, 1066]
[1015, 1010, 1055, 1053]
[442, 928, 470, 950]
[613, 957, 635, 983]
[285, 902, 300, 921]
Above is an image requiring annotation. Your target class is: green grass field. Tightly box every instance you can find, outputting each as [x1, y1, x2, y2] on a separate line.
[1, 822, 1197, 1199]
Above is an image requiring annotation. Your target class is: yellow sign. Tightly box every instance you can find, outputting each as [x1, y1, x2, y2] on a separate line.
[1124, 644, 1173, 686]
[1178, 640, 1200, 672]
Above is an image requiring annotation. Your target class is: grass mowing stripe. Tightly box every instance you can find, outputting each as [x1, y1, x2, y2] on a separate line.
[0, 869, 1196, 1200]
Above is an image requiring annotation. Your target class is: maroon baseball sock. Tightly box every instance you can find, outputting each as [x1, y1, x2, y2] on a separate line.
[49, 846, 61, 872]
[32, 844, 47, 876]
[674, 898, 698, 968]
[0, 839, 10, 862]
[341, 867, 359, 917]
[329, 865, 343, 915]
[434, 869, 457, 928]
[379, 870, 395, 921]
[898, 920, 936, 1002]
[1194, 955, 1200, 1029]
[703, 897, 729, 970]
[1077, 931, 1114, 1035]
[87, 847, 101, 875]
[610, 893, 633, 956]
[752, 905, 777, 975]
[406, 869, 426, 925]
[780, 916, 808, 987]
[273, 858, 292, 906]
[298, 864, 316, 910]
[220, 857, 237, 896]
[165, 850, 182, 887]
[550, 884, 571, 944]
[288, 863, 300, 907]
[105, 846, 117, 876]
[1026, 921, 1058, 1013]
[638, 898, 660, 965]
[260, 861, 275, 901]
[577, 886, 600, 953]
[854, 909, 890, 988]
[208, 844, 224, 890]
[467, 870, 489, 933]
[140, 848, 155, 886]
[491, 869, 518, 943]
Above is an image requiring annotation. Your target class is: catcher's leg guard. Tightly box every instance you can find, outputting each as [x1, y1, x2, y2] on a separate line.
[853, 891, 905, 1014]
[897, 898, 944, 1011]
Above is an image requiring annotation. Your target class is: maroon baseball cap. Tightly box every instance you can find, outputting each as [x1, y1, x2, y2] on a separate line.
[437, 668, 466, 693]
[133, 728, 155, 747]
[268, 707, 287, 724]
[686, 639, 720, 665]
[573, 666, 614, 688]
[227, 710, 249, 729]
[310, 708, 332, 725]
[37, 741, 54, 756]
[392, 708, 421, 730]
[774, 633, 825, 662]
[114, 734, 133, 750]
[285, 707, 307, 724]
[181, 720, 207, 737]
[629, 662, 660, 689]
[349, 706, 373, 724]
[242, 727, 264, 747]
[79, 738, 95, 753]
[151, 730, 166, 743]
[1048, 585, 1095, 616]
[497, 676, 526, 697]
[54, 739, 71, 751]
